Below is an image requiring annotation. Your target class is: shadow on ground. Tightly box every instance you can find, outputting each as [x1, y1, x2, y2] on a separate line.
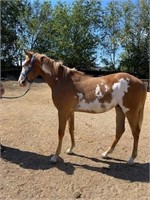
[1, 146, 149, 182]
[1, 145, 74, 175]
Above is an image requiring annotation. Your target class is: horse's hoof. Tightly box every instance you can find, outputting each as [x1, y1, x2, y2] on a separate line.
[127, 157, 135, 165]
[50, 155, 64, 164]
[66, 148, 73, 155]
[101, 151, 108, 159]
[50, 155, 58, 164]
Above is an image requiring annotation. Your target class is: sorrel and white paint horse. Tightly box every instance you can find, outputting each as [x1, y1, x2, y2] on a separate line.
[18, 51, 147, 164]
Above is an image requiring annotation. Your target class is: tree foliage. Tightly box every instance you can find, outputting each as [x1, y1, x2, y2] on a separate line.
[1, 0, 149, 77]
[119, 0, 149, 78]
[100, 0, 122, 69]
[1, 0, 26, 66]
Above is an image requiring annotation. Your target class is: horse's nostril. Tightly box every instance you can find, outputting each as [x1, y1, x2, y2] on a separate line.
[22, 80, 25, 84]
[19, 79, 26, 87]
[22, 80, 27, 86]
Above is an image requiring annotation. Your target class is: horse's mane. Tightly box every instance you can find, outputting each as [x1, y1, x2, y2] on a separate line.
[41, 55, 84, 78]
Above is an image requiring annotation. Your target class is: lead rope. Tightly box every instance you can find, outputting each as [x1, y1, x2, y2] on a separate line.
[1, 85, 31, 99]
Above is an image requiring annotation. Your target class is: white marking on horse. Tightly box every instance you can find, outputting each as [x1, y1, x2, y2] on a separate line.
[22, 60, 26, 66]
[101, 151, 109, 158]
[50, 155, 58, 163]
[76, 78, 130, 113]
[77, 92, 112, 113]
[78, 93, 84, 100]
[77, 95, 102, 112]
[95, 84, 104, 99]
[22, 56, 29, 67]
[111, 78, 130, 113]
[127, 157, 135, 165]
[18, 66, 28, 83]
[42, 64, 51, 76]
[105, 85, 109, 92]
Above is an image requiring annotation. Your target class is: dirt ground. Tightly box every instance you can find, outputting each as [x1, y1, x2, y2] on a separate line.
[0, 80, 150, 200]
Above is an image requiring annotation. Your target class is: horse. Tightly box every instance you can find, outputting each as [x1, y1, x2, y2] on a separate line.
[18, 51, 147, 165]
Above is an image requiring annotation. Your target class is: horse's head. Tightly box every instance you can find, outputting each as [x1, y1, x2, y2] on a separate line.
[18, 50, 67, 87]
[18, 50, 42, 87]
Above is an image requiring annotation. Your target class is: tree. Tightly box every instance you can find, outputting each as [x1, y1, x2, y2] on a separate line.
[1, 0, 25, 66]
[50, 0, 102, 68]
[1, 0, 53, 66]
[70, 0, 102, 68]
[17, 0, 53, 55]
[1, 0, 101, 69]
[100, 0, 122, 69]
[119, 0, 149, 78]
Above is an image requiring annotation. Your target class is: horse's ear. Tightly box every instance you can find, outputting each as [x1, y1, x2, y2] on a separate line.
[24, 50, 33, 58]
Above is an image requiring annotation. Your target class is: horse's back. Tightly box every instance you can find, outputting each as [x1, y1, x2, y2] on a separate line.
[102, 72, 146, 94]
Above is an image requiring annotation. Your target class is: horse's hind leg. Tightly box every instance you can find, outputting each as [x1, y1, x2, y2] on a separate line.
[102, 106, 125, 158]
[66, 112, 75, 154]
[126, 106, 144, 165]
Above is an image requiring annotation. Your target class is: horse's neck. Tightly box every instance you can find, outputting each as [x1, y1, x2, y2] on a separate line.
[40, 70, 57, 89]
[39, 64, 67, 88]
[40, 63, 88, 90]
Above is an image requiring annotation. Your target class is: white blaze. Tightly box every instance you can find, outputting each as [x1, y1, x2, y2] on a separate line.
[18, 66, 28, 84]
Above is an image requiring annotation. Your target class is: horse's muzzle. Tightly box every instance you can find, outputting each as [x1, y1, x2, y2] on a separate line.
[18, 78, 27, 87]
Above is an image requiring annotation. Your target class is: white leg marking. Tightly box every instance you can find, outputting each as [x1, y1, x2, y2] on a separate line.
[101, 147, 114, 158]
[101, 151, 109, 158]
[127, 157, 135, 165]
[66, 147, 73, 154]
[50, 155, 58, 163]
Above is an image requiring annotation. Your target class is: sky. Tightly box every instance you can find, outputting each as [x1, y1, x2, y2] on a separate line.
[30, 0, 116, 8]
[49, 0, 137, 6]
[30, 0, 138, 11]
[50, 0, 111, 7]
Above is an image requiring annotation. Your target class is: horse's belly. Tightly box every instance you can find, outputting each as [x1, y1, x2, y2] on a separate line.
[74, 98, 114, 113]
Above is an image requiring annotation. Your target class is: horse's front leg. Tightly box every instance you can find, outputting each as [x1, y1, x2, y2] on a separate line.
[66, 112, 75, 154]
[50, 111, 68, 163]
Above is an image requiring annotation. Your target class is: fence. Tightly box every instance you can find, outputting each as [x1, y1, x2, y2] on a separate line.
[1, 68, 150, 92]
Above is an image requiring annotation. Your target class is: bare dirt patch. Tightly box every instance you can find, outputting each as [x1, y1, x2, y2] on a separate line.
[0, 80, 150, 200]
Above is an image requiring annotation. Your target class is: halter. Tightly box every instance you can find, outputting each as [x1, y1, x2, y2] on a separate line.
[21, 55, 35, 83]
